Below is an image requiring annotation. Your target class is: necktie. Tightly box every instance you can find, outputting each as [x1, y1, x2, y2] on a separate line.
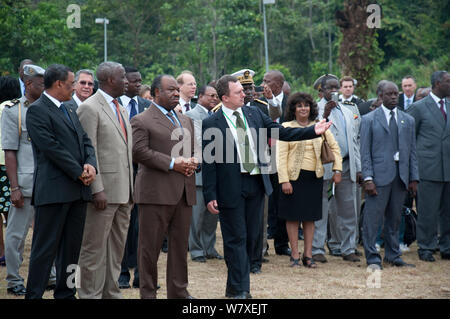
[129, 99, 137, 119]
[406, 98, 411, 109]
[233, 111, 256, 173]
[185, 103, 190, 112]
[166, 111, 180, 127]
[112, 99, 128, 142]
[208, 110, 213, 116]
[389, 110, 399, 153]
[60, 103, 73, 127]
[439, 99, 447, 122]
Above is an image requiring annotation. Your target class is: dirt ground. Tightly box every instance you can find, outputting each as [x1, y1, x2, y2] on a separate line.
[0, 225, 449, 299]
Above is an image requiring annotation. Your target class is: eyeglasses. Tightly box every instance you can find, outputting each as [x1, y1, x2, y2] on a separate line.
[207, 93, 219, 98]
[79, 80, 94, 87]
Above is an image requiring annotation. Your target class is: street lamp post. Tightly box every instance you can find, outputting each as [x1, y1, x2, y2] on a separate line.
[95, 18, 109, 62]
[262, 0, 275, 73]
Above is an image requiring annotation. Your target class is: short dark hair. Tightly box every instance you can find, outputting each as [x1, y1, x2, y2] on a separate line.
[402, 75, 416, 82]
[285, 92, 318, 122]
[216, 75, 238, 100]
[44, 64, 72, 89]
[124, 66, 139, 74]
[431, 71, 448, 89]
[198, 85, 208, 97]
[151, 74, 171, 97]
[0, 76, 21, 103]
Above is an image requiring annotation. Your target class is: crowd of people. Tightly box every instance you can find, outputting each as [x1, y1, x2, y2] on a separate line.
[0, 58, 449, 299]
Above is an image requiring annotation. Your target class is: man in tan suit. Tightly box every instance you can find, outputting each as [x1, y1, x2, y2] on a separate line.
[131, 74, 197, 299]
[77, 62, 134, 298]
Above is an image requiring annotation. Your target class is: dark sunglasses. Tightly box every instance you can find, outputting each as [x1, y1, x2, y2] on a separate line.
[79, 80, 94, 87]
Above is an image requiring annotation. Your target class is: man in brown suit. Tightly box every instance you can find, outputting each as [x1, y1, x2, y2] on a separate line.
[131, 74, 198, 299]
[77, 62, 134, 298]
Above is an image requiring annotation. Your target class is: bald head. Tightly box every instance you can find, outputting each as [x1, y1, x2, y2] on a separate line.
[263, 70, 285, 96]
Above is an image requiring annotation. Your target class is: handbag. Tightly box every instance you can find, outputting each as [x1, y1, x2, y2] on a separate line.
[320, 134, 335, 164]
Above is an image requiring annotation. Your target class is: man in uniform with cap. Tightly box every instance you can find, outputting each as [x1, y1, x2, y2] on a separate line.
[1, 64, 56, 296]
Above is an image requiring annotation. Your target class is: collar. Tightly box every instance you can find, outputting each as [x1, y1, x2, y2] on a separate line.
[222, 104, 242, 119]
[43, 91, 63, 108]
[120, 95, 138, 107]
[97, 88, 115, 105]
[429, 91, 444, 106]
[195, 103, 209, 114]
[274, 91, 284, 103]
[73, 93, 83, 106]
[179, 97, 190, 107]
[381, 104, 397, 118]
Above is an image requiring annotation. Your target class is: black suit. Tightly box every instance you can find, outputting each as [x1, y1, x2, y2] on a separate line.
[117, 95, 151, 286]
[65, 97, 79, 110]
[398, 93, 417, 111]
[202, 105, 317, 295]
[25, 93, 97, 299]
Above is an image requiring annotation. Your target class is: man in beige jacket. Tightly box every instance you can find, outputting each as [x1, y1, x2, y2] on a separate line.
[77, 62, 134, 298]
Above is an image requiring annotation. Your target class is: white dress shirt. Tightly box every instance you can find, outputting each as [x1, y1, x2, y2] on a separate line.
[73, 94, 83, 107]
[179, 97, 192, 114]
[429, 92, 447, 114]
[43, 91, 62, 108]
[120, 95, 139, 117]
[221, 105, 259, 174]
[267, 91, 284, 123]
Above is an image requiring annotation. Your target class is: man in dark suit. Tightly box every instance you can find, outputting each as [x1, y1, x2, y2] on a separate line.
[202, 75, 331, 299]
[407, 71, 450, 262]
[25, 64, 97, 299]
[131, 75, 197, 299]
[261, 70, 291, 257]
[398, 75, 417, 111]
[117, 66, 151, 289]
[361, 81, 418, 269]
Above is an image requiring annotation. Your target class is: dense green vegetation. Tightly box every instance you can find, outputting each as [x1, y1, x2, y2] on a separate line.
[1, 0, 448, 98]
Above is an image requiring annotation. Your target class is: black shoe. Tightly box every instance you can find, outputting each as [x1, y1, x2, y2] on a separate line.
[275, 247, 292, 256]
[354, 249, 363, 257]
[161, 238, 168, 253]
[262, 257, 269, 263]
[329, 249, 342, 257]
[250, 266, 261, 274]
[45, 283, 56, 291]
[441, 253, 450, 260]
[206, 254, 224, 260]
[343, 253, 360, 262]
[418, 251, 435, 262]
[384, 258, 415, 267]
[7, 284, 26, 296]
[192, 256, 206, 263]
[119, 280, 131, 289]
[132, 280, 139, 289]
[226, 290, 252, 299]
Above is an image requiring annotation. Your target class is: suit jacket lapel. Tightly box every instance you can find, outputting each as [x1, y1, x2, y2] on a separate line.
[425, 95, 446, 129]
[98, 93, 128, 143]
[151, 102, 177, 131]
[375, 107, 389, 133]
[215, 109, 236, 150]
[242, 106, 259, 151]
[42, 94, 76, 131]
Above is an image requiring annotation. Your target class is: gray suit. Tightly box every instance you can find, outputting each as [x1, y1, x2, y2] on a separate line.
[407, 95, 450, 255]
[185, 104, 219, 259]
[360, 106, 419, 265]
[313, 98, 361, 256]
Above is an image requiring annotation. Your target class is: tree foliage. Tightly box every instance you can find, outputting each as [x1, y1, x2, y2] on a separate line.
[0, 0, 448, 97]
